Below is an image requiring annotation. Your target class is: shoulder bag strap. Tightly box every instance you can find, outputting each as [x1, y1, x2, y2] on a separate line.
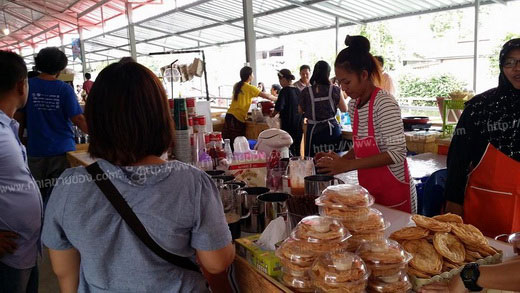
[86, 162, 201, 273]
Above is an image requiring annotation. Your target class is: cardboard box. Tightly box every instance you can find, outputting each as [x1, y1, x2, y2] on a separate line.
[235, 234, 282, 278]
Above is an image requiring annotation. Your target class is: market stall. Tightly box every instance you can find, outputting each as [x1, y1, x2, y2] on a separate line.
[67, 140, 517, 292]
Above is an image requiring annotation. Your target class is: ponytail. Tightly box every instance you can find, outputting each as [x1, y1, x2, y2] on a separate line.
[334, 35, 382, 87]
[233, 66, 253, 101]
[233, 81, 245, 101]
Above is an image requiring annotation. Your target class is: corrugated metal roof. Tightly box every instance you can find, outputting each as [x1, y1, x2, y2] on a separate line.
[1, 0, 519, 65]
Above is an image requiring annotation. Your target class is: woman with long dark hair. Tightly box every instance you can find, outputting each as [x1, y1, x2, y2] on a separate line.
[271, 69, 303, 156]
[222, 66, 276, 145]
[299, 61, 347, 157]
[316, 35, 416, 214]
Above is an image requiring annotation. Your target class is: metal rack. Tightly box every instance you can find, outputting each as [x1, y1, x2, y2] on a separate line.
[149, 49, 209, 101]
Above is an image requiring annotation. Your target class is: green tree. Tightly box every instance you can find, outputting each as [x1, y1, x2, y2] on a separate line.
[358, 22, 401, 71]
[398, 74, 467, 106]
[488, 33, 520, 76]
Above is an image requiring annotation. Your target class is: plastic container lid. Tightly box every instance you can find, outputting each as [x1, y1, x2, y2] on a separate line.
[318, 205, 371, 222]
[368, 271, 412, 292]
[356, 239, 412, 267]
[276, 238, 317, 267]
[316, 184, 374, 209]
[342, 208, 390, 234]
[281, 272, 314, 292]
[310, 252, 370, 287]
[291, 216, 351, 244]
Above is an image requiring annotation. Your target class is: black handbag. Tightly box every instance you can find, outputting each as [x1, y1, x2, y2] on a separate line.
[86, 162, 201, 273]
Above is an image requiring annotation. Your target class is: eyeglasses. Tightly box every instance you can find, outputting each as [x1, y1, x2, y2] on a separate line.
[503, 58, 520, 68]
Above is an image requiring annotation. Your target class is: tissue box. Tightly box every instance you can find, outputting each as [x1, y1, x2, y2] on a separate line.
[235, 234, 282, 278]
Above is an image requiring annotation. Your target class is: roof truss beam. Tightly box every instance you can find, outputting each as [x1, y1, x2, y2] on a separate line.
[77, 0, 113, 18]
[283, 0, 364, 25]
[135, 24, 211, 44]
[4, 0, 91, 27]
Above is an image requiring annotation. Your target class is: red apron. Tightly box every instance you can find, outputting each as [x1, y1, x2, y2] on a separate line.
[463, 143, 520, 237]
[353, 88, 412, 213]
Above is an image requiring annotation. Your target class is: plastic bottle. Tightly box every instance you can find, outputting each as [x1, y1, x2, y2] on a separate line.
[224, 139, 233, 162]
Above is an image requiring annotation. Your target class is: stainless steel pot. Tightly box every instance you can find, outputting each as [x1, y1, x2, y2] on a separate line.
[304, 175, 344, 197]
[257, 192, 290, 230]
[240, 187, 270, 233]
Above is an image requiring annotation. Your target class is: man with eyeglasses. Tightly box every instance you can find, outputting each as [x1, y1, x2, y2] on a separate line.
[444, 38, 520, 240]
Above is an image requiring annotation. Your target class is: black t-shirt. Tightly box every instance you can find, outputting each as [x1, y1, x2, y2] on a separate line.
[274, 86, 302, 132]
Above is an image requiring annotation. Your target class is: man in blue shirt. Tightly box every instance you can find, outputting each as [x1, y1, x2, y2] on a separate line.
[0, 51, 43, 293]
[17, 47, 88, 202]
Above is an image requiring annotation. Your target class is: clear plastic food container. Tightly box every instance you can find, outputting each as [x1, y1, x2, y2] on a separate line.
[341, 208, 390, 234]
[291, 216, 351, 245]
[310, 252, 369, 293]
[318, 205, 371, 222]
[276, 238, 317, 267]
[368, 270, 412, 292]
[316, 184, 375, 209]
[357, 239, 413, 277]
[281, 270, 314, 292]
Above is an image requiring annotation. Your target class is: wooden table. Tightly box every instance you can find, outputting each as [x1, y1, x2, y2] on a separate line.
[67, 144, 95, 167]
[234, 255, 292, 293]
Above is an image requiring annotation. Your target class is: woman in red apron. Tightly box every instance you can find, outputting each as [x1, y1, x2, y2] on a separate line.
[445, 38, 520, 237]
[317, 35, 416, 213]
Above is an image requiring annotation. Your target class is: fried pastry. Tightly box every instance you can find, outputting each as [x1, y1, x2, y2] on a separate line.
[450, 223, 488, 247]
[282, 273, 314, 292]
[358, 239, 412, 277]
[389, 226, 430, 241]
[407, 267, 431, 279]
[403, 239, 443, 275]
[322, 206, 370, 222]
[368, 273, 412, 293]
[313, 280, 367, 293]
[442, 260, 459, 272]
[465, 244, 497, 258]
[433, 232, 465, 264]
[432, 213, 464, 224]
[320, 184, 374, 207]
[342, 208, 386, 233]
[465, 249, 483, 260]
[412, 214, 451, 232]
[277, 239, 316, 266]
[310, 252, 369, 293]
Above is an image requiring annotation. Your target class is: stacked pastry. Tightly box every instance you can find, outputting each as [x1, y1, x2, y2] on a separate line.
[315, 184, 390, 251]
[275, 216, 351, 292]
[390, 213, 500, 279]
[310, 252, 369, 292]
[357, 239, 413, 292]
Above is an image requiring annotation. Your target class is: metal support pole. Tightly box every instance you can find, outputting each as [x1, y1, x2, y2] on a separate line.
[473, 0, 479, 93]
[78, 27, 87, 79]
[202, 51, 209, 101]
[335, 17, 340, 55]
[242, 0, 256, 85]
[59, 33, 65, 53]
[126, 2, 137, 61]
